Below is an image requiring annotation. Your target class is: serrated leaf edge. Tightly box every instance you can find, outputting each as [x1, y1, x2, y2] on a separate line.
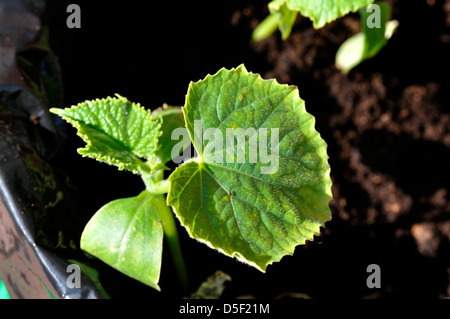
[50, 94, 162, 174]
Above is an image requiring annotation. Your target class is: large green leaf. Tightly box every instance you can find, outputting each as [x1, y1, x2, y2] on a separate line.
[286, 0, 375, 29]
[80, 190, 163, 290]
[168, 65, 332, 272]
[50, 94, 161, 174]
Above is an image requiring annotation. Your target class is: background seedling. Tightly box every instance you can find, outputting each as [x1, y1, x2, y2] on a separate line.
[252, 0, 398, 73]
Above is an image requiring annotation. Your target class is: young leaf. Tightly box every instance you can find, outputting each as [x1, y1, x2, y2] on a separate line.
[151, 104, 190, 164]
[168, 65, 332, 272]
[285, 0, 375, 29]
[269, 0, 298, 40]
[336, 3, 399, 73]
[251, 13, 280, 42]
[50, 95, 161, 174]
[80, 190, 163, 290]
[361, 3, 389, 58]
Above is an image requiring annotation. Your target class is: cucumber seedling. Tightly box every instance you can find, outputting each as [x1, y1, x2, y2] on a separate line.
[51, 65, 332, 291]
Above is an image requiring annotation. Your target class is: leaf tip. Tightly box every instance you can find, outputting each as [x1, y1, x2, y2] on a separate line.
[114, 93, 128, 101]
[49, 107, 62, 115]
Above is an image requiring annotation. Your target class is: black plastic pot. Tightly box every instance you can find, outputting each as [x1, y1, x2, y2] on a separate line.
[0, 0, 106, 299]
[0, 85, 108, 298]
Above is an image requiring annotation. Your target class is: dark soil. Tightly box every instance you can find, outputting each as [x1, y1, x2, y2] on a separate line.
[43, 0, 449, 299]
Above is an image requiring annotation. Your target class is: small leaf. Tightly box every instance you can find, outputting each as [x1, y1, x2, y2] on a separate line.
[285, 0, 374, 29]
[361, 3, 389, 58]
[269, 0, 298, 40]
[336, 3, 398, 74]
[80, 190, 163, 290]
[252, 0, 298, 42]
[50, 95, 161, 174]
[151, 104, 190, 164]
[335, 32, 367, 73]
[168, 65, 332, 272]
[251, 13, 280, 42]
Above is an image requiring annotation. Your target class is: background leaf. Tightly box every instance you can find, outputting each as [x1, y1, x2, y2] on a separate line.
[80, 191, 163, 290]
[168, 65, 332, 271]
[336, 3, 399, 73]
[286, 0, 375, 29]
[252, 0, 375, 41]
[50, 95, 161, 174]
[269, 0, 298, 40]
[251, 13, 280, 42]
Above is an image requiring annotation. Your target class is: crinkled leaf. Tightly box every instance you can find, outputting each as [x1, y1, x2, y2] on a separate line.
[50, 95, 161, 174]
[285, 0, 374, 29]
[168, 65, 332, 272]
[80, 191, 163, 290]
[336, 3, 398, 73]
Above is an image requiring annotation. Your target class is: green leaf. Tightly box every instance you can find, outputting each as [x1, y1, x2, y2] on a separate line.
[361, 3, 389, 58]
[251, 0, 298, 42]
[285, 0, 374, 29]
[253, 0, 375, 42]
[269, 0, 298, 40]
[335, 32, 367, 73]
[50, 94, 161, 174]
[168, 65, 332, 272]
[151, 104, 190, 164]
[80, 190, 163, 290]
[251, 13, 280, 42]
[336, 3, 399, 73]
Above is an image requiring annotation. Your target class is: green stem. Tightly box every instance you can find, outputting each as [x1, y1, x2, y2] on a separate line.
[148, 179, 170, 194]
[140, 164, 188, 289]
[152, 194, 189, 290]
[141, 169, 170, 194]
